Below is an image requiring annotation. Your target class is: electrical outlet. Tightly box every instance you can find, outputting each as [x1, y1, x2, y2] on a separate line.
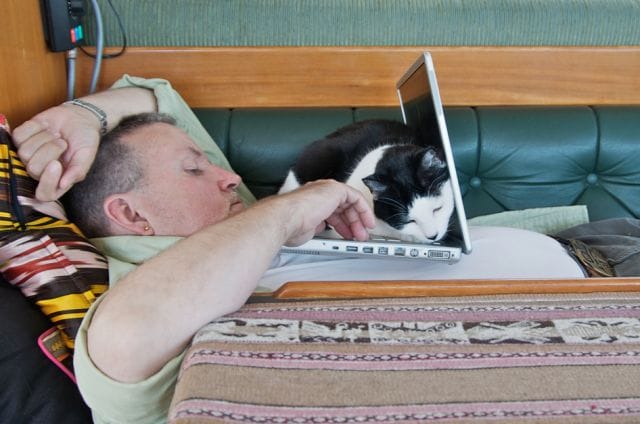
[40, 0, 86, 52]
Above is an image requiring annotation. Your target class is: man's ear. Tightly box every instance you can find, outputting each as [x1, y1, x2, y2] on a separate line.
[103, 194, 154, 236]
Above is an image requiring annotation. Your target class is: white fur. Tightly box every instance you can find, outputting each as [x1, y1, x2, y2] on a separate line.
[401, 181, 454, 242]
[343, 146, 388, 212]
[278, 171, 302, 194]
[278, 145, 453, 243]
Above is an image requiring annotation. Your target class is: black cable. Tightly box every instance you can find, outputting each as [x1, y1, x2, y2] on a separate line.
[80, 0, 127, 59]
[6, 150, 27, 230]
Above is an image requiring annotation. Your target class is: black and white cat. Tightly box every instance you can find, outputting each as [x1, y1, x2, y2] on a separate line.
[278, 119, 454, 243]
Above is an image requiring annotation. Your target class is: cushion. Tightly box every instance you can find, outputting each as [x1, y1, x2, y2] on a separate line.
[467, 205, 590, 235]
[0, 114, 109, 350]
[0, 277, 92, 423]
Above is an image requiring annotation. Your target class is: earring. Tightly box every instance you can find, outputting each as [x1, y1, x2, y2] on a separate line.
[143, 225, 150, 232]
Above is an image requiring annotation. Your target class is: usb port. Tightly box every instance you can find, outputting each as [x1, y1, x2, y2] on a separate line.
[378, 247, 388, 255]
[346, 246, 358, 252]
[394, 247, 406, 256]
[363, 247, 374, 254]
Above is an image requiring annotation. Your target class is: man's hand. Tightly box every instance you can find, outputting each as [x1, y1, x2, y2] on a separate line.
[12, 87, 157, 201]
[13, 104, 102, 201]
[277, 179, 376, 246]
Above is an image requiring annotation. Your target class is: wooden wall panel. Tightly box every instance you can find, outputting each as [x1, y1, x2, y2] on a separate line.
[76, 46, 640, 108]
[0, 0, 67, 127]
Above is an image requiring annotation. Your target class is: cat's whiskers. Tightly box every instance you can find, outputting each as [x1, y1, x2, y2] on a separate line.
[375, 196, 409, 212]
[385, 212, 409, 222]
[445, 220, 456, 233]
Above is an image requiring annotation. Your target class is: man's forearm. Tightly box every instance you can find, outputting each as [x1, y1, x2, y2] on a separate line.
[87, 196, 291, 383]
[71, 87, 157, 132]
[86, 180, 373, 383]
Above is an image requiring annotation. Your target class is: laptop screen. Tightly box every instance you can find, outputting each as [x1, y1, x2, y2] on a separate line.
[396, 52, 472, 254]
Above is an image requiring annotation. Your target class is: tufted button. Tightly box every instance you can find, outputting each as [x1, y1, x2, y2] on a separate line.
[586, 173, 598, 185]
[469, 177, 482, 188]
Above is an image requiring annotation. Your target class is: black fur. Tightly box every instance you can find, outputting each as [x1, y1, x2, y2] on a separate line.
[291, 120, 421, 183]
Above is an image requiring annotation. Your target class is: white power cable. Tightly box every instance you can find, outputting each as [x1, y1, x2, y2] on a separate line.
[66, 48, 77, 100]
[88, 0, 104, 94]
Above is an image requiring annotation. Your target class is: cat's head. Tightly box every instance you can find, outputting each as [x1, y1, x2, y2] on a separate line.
[362, 145, 454, 243]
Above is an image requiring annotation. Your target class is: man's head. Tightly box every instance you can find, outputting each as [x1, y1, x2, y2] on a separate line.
[64, 112, 244, 238]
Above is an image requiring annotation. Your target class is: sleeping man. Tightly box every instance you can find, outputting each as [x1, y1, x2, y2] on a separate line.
[12, 76, 585, 423]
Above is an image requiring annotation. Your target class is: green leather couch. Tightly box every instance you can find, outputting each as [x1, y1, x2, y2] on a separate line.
[194, 106, 640, 223]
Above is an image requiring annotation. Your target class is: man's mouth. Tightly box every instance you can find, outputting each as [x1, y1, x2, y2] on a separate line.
[230, 198, 244, 213]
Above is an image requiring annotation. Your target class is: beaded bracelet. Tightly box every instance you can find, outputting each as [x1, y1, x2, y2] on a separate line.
[63, 99, 108, 135]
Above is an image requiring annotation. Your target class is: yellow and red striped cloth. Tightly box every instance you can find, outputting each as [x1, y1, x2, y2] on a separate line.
[0, 114, 108, 351]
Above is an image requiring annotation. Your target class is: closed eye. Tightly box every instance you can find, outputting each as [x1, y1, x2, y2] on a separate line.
[434, 206, 443, 213]
[185, 168, 204, 176]
[183, 146, 208, 176]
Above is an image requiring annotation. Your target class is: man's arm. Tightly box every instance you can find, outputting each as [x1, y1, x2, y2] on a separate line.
[12, 87, 157, 201]
[87, 180, 375, 383]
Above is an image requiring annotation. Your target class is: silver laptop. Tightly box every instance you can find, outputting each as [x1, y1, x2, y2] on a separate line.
[281, 52, 472, 263]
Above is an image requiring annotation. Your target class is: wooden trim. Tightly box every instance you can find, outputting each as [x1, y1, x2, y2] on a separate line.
[76, 46, 640, 107]
[252, 277, 640, 300]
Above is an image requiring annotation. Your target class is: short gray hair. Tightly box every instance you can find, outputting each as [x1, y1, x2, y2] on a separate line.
[63, 112, 177, 237]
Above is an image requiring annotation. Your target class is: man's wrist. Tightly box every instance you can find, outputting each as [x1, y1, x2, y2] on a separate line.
[63, 99, 108, 135]
[265, 193, 311, 246]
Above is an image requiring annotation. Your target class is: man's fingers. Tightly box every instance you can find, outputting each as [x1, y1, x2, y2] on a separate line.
[59, 148, 94, 189]
[322, 183, 376, 241]
[347, 218, 369, 241]
[341, 185, 375, 222]
[344, 204, 376, 241]
[326, 202, 374, 241]
[35, 161, 64, 201]
[326, 215, 354, 240]
[331, 210, 369, 241]
[15, 128, 61, 162]
[24, 139, 67, 180]
[341, 188, 376, 229]
[12, 120, 48, 147]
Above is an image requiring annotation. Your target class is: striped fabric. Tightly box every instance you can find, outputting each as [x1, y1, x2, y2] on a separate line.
[0, 114, 108, 350]
[170, 294, 640, 423]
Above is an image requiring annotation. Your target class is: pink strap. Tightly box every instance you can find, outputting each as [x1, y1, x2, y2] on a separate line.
[37, 327, 77, 383]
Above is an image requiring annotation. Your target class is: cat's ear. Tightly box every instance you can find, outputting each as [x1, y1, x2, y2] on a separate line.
[362, 174, 388, 198]
[417, 148, 448, 189]
[420, 148, 446, 171]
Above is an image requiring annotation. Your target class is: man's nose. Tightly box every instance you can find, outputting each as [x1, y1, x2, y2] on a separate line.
[217, 167, 242, 191]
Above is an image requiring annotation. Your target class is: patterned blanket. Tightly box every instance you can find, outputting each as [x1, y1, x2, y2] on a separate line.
[170, 293, 640, 423]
